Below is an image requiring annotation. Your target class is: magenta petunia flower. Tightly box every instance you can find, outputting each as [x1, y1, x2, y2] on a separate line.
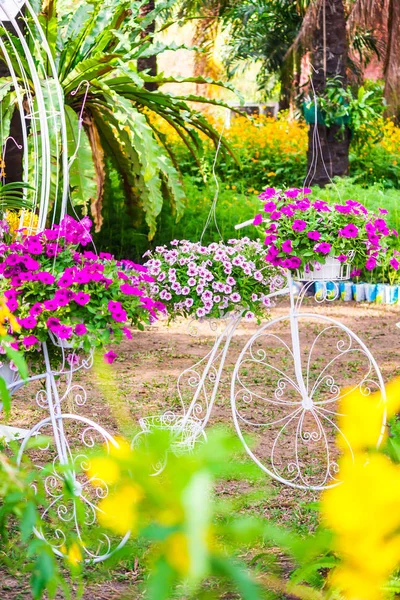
[123, 327, 133, 340]
[264, 234, 277, 245]
[307, 230, 321, 241]
[315, 242, 331, 254]
[104, 350, 118, 364]
[365, 257, 377, 270]
[264, 201, 277, 213]
[43, 299, 59, 311]
[351, 269, 362, 277]
[292, 219, 307, 232]
[288, 256, 302, 269]
[338, 224, 359, 238]
[23, 335, 39, 348]
[269, 211, 281, 221]
[74, 323, 87, 336]
[390, 257, 399, 270]
[47, 317, 60, 331]
[253, 213, 263, 226]
[281, 240, 293, 253]
[337, 254, 348, 263]
[120, 284, 143, 296]
[58, 273, 74, 288]
[19, 316, 37, 329]
[35, 271, 56, 285]
[55, 324, 73, 339]
[74, 292, 91, 306]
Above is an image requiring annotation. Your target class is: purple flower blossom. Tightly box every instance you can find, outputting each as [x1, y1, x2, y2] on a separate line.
[264, 201, 277, 212]
[19, 316, 37, 329]
[315, 242, 331, 255]
[23, 335, 39, 348]
[253, 214, 263, 225]
[269, 211, 281, 221]
[351, 269, 362, 277]
[365, 257, 377, 270]
[123, 327, 133, 340]
[390, 257, 399, 270]
[307, 230, 321, 241]
[282, 240, 293, 253]
[74, 292, 91, 306]
[338, 224, 359, 239]
[74, 323, 87, 336]
[292, 219, 307, 232]
[104, 350, 117, 364]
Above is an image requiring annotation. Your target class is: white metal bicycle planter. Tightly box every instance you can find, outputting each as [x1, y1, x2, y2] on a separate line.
[2, 342, 129, 563]
[136, 262, 387, 491]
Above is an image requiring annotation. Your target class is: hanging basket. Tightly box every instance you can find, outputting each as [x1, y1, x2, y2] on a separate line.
[295, 255, 353, 282]
[303, 102, 350, 127]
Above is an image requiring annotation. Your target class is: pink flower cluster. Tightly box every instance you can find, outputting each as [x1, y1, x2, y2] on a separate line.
[0, 216, 165, 363]
[144, 238, 284, 321]
[253, 187, 396, 272]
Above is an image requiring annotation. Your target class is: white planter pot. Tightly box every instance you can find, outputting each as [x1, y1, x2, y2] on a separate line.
[48, 331, 83, 350]
[296, 257, 349, 282]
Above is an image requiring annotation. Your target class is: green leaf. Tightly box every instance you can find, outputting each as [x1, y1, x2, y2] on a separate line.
[21, 501, 37, 542]
[65, 104, 97, 209]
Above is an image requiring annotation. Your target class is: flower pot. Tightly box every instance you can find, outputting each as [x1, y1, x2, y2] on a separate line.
[352, 283, 365, 302]
[364, 283, 377, 303]
[297, 257, 345, 282]
[314, 281, 339, 301]
[375, 283, 385, 305]
[384, 285, 398, 305]
[48, 331, 83, 350]
[339, 281, 352, 301]
[0, 360, 23, 396]
[303, 102, 350, 127]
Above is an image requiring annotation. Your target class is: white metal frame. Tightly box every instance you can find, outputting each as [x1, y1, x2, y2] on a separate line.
[136, 272, 387, 490]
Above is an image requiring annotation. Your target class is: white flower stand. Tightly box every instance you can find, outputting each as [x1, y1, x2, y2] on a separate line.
[136, 267, 387, 490]
[1, 342, 129, 563]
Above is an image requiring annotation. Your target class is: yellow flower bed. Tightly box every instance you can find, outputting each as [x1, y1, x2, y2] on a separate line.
[4, 210, 38, 238]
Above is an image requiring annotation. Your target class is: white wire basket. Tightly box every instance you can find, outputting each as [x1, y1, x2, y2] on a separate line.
[294, 253, 354, 282]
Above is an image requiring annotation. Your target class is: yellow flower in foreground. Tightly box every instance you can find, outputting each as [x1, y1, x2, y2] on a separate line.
[86, 456, 121, 485]
[322, 453, 400, 600]
[0, 297, 20, 336]
[67, 542, 83, 567]
[164, 532, 190, 576]
[97, 484, 142, 535]
[338, 378, 400, 453]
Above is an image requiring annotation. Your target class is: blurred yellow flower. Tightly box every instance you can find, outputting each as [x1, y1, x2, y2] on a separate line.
[322, 453, 400, 600]
[86, 456, 121, 485]
[164, 532, 190, 576]
[267, 172, 276, 177]
[0, 297, 20, 336]
[67, 542, 82, 567]
[338, 378, 400, 453]
[98, 484, 143, 535]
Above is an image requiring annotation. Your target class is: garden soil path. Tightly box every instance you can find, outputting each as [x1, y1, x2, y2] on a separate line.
[1, 299, 399, 598]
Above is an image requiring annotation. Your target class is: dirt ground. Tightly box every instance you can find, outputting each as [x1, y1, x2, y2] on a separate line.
[1, 298, 399, 598]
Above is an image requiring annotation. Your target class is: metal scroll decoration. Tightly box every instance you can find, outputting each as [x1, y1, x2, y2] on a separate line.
[136, 271, 387, 490]
[0, 0, 129, 561]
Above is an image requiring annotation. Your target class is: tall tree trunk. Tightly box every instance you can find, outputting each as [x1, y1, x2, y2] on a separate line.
[307, 0, 350, 186]
[137, 0, 158, 92]
[384, 0, 400, 122]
